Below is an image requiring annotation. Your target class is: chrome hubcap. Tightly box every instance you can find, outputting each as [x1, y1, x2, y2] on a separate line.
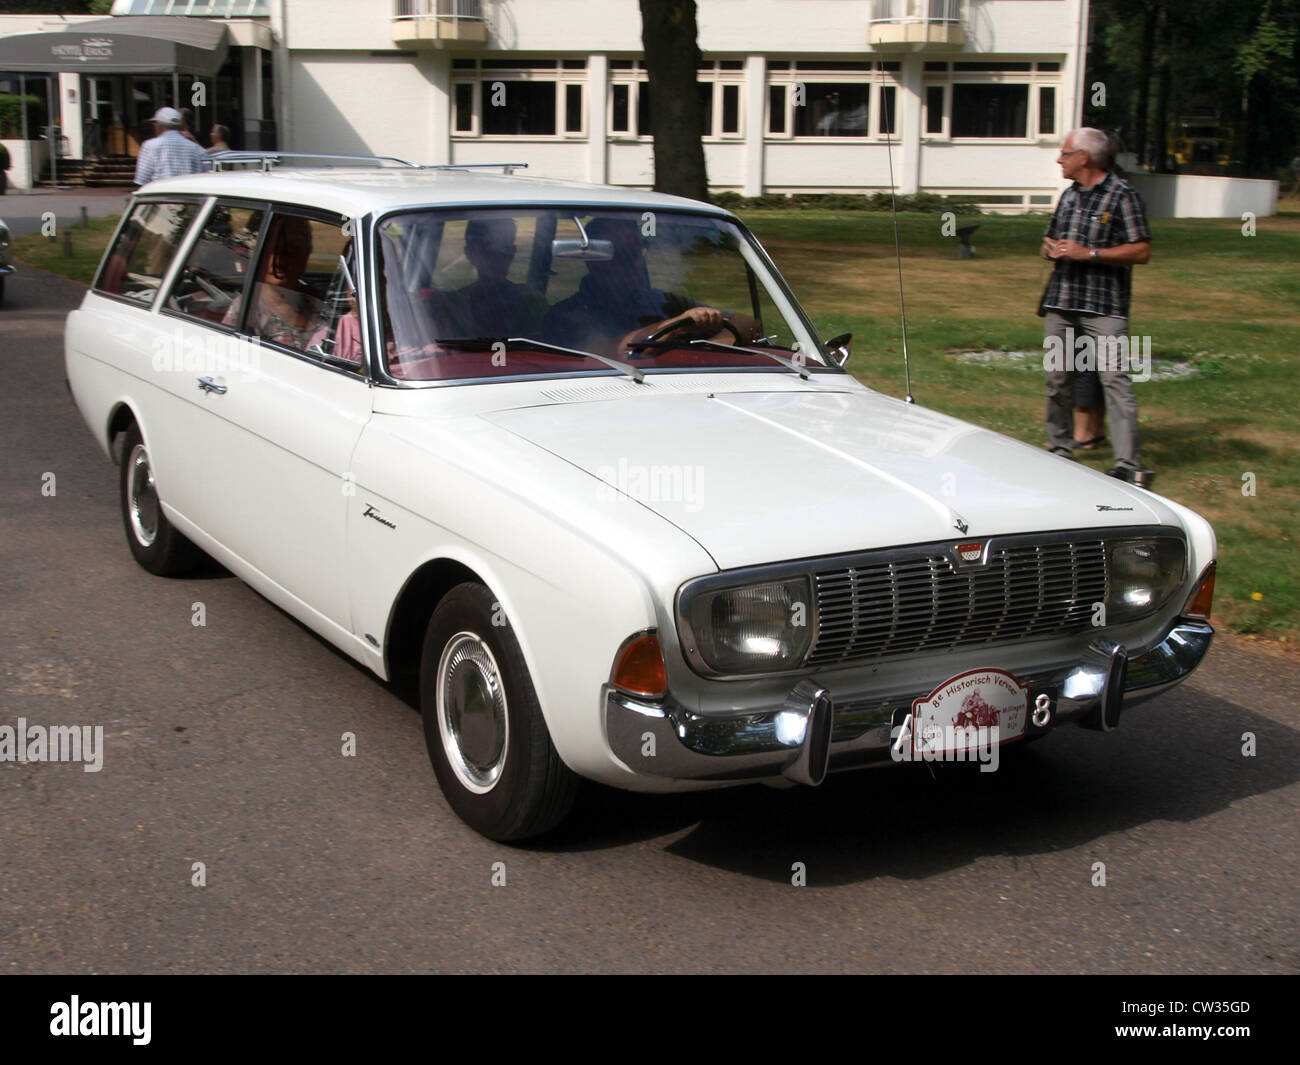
[127, 443, 159, 547]
[437, 632, 509, 794]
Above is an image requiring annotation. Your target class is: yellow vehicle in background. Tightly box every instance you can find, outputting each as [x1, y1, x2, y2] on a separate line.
[1166, 112, 1234, 169]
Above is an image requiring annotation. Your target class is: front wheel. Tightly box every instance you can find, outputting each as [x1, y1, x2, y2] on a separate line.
[118, 423, 200, 576]
[419, 583, 578, 841]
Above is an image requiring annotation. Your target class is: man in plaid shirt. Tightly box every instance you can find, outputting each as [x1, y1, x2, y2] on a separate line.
[1039, 127, 1153, 484]
[133, 107, 209, 186]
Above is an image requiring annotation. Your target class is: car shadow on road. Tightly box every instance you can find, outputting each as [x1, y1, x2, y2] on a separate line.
[531, 691, 1299, 880]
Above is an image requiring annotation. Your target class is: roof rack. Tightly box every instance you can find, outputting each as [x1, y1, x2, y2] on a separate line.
[210, 151, 528, 175]
[210, 151, 418, 172]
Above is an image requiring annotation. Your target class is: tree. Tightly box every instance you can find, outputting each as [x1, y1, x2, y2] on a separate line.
[638, 0, 709, 202]
[1086, 0, 1300, 177]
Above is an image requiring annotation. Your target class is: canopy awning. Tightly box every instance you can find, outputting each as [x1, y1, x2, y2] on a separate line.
[0, 16, 230, 76]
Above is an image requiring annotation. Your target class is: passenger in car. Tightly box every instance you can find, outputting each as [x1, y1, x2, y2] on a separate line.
[538, 217, 757, 357]
[440, 218, 547, 338]
[224, 216, 329, 350]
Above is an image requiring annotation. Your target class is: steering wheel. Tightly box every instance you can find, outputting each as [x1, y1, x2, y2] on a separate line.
[638, 314, 742, 347]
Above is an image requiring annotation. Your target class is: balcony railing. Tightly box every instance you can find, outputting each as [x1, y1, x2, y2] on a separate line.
[872, 0, 963, 22]
[869, 0, 966, 50]
[393, 0, 488, 47]
[394, 0, 485, 22]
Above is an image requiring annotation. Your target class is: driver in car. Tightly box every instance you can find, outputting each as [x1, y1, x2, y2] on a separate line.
[538, 217, 757, 357]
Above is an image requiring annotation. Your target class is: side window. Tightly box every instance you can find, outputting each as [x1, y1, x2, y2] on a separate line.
[243, 213, 362, 370]
[165, 202, 264, 325]
[94, 201, 198, 304]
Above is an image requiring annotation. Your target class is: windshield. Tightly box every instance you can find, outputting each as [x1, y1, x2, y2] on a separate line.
[373, 207, 826, 382]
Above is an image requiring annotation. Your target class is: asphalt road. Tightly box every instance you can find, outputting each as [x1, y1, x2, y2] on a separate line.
[1, 266, 1298, 974]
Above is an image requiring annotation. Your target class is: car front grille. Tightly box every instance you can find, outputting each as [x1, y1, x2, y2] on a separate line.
[806, 537, 1110, 666]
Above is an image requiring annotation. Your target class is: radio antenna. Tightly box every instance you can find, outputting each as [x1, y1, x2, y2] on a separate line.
[883, 116, 914, 404]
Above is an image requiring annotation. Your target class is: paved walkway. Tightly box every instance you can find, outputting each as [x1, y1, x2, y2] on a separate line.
[0, 187, 130, 237]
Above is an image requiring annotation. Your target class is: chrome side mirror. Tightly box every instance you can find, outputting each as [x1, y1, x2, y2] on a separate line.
[825, 332, 852, 368]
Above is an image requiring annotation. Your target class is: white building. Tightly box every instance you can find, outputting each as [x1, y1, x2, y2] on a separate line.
[1, 0, 1092, 209]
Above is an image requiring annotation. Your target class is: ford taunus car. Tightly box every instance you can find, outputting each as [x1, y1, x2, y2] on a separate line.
[0, 216, 13, 306]
[64, 158, 1216, 841]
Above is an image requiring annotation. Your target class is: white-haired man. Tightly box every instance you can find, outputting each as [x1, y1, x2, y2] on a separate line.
[133, 106, 209, 186]
[1039, 127, 1153, 485]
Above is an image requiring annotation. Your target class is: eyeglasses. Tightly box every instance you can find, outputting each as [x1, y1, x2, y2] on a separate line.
[1058, 149, 1088, 157]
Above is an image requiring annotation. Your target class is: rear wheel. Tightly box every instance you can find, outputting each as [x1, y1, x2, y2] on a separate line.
[420, 583, 578, 841]
[119, 423, 200, 576]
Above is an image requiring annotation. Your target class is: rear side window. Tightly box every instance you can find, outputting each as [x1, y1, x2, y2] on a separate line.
[94, 201, 198, 304]
[165, 202, 265, 325]
[236, 213, 361, 369]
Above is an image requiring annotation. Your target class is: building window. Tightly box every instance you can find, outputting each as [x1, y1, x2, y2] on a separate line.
[566, 84, 584, 133]
[1039, 86, 1056, 135]
[722, 83, 740, 135]
[926, 58, 1063, 142]
[766, 60, 900, 141]
[611, 83, 630, 133]
[607, 59, 743, 140]
[952, 84, 1028, 138]
[452, 59, 587, 139]
[482, 80, 557, 136]
[454, 82, 474, 133]
[880, 85, 897, 137]
[768, 84, 785, 134]
[925, 85, 945, 135]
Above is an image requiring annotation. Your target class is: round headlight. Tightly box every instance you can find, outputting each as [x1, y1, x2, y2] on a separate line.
[1107, 538, 1186, 622]
[684, 577, 814, 675]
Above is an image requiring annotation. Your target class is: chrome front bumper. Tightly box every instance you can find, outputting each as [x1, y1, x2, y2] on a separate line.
[605, 618, 1214, 784]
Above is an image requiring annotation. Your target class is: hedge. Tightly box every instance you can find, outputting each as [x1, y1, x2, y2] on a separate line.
[710, 190, 982, 214]
[0, 94, 45, 141]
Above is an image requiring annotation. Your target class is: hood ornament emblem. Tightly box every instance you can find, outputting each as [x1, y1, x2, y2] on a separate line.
[952, 515, 969, 534]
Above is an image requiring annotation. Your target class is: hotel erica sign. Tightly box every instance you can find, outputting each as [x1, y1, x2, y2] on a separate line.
[50, 37, 114, 62]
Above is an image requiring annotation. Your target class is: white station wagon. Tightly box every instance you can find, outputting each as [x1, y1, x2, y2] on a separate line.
[65, 156, 1217, 840]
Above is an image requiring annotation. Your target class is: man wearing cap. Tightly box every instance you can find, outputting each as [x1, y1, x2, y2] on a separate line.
[133, 106, 210, 186]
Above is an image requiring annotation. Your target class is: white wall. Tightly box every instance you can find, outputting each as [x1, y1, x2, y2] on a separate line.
[287, 52, 442, 162]
[1128, 173, 1279, 219]
[965, 0, 1085, 54]
[276, 1, 1084, 57]
[451, 138, 587, 182]
[921, 142, 1060, 189]
[0, 138, 47, 190]
[281, 0, 394, 51]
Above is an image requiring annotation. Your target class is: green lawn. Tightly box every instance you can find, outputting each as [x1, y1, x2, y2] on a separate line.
[741, 207, 1300, 641]
[17, 206, 1299, 640]
[12, 213, 121, 285]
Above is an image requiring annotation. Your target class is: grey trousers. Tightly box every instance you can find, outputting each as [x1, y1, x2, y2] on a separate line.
[1043, 310, 1142, 469]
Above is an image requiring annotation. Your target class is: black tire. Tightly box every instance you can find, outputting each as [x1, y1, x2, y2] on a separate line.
[0, 275, 6, 307]
[118, 423, 200, 576]
[420, 583, 578, 841]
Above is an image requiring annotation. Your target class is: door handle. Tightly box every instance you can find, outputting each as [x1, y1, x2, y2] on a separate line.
[197, 377, 228, 395]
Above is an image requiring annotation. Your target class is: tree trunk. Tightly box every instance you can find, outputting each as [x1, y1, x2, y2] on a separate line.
[639, 0, 710, 202]
[1133, 1, 1158, 166]
[1152, 5, 1174, 172]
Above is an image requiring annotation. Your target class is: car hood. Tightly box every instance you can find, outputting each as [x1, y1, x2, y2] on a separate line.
[483, 387, 1179, 571]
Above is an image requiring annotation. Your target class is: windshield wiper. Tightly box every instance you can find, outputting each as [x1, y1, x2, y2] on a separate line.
[680, 338, 812, 380]
[433, 337, 645, 384]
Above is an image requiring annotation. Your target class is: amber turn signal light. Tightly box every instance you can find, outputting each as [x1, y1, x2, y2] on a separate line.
[611, 632, 668, 699]
[1185, 562, 1216, 619]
